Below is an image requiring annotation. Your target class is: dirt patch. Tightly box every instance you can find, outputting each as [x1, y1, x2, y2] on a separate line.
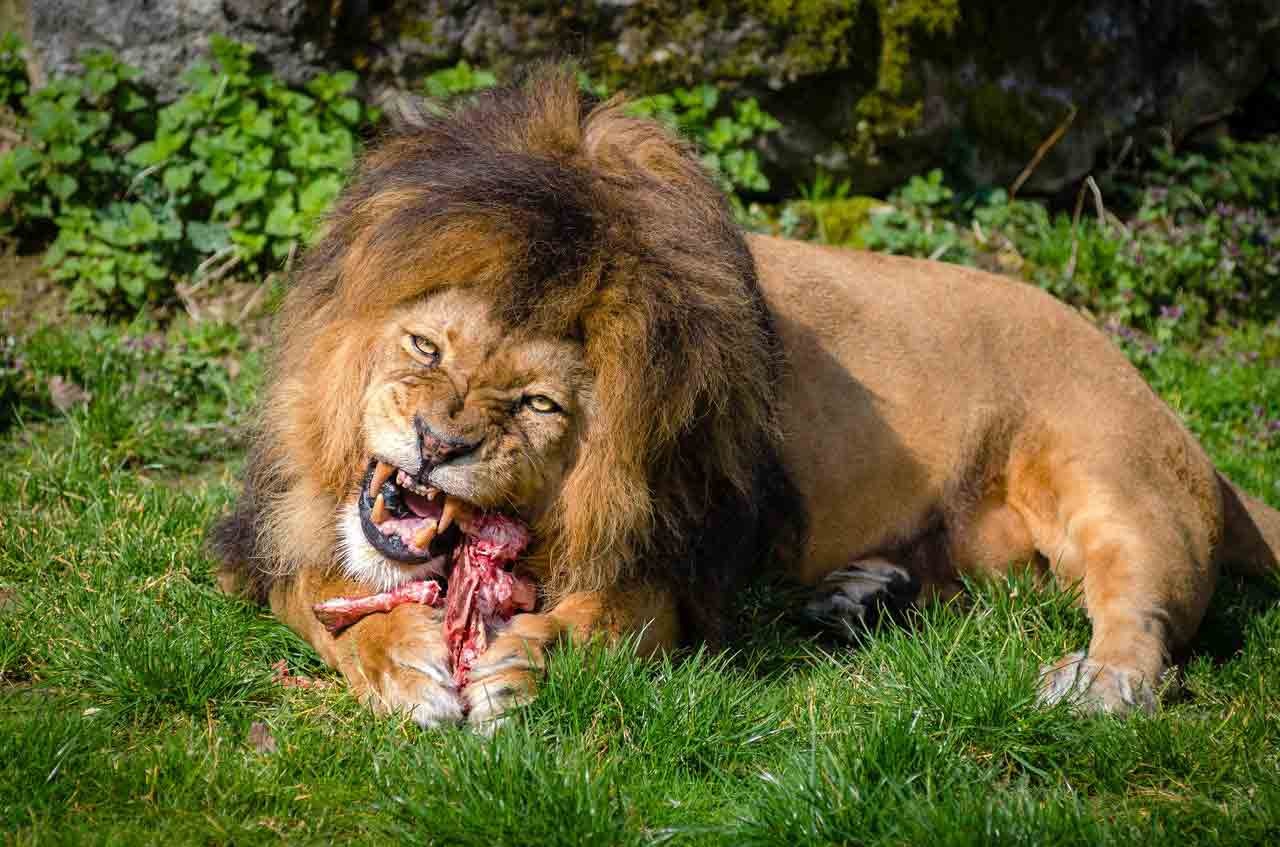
[0, 253, 68, 335]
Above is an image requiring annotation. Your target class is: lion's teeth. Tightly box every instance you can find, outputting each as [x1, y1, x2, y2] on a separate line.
[371, 492, 387, 524]
[412, 525, 437, 550]
[370, 461, 395, 497]
[426, 487, 440, 501]
[438, 496, 475, 533]
[438, 498, 459, 533]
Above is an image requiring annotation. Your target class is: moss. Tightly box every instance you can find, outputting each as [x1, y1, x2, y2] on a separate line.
[397, 17, 437, 46]
[965, 82, 1072, 158]
[583, 0, 868, 92]
[847, 0, 961, 164]
[386, 0, 964, 185]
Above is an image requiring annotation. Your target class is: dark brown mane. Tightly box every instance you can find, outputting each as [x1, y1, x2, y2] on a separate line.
[213, 66, 805, 640]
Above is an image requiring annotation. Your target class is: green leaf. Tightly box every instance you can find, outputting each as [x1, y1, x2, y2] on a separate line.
[264, 194, 299, 237]
[49, 144, 82, 165]
[333, 97, 361, 125]
[163, 165, 194, 193]
[49, 174, 78, 200]
[185, 220, 231, 254]
[298, 175, 341, 217]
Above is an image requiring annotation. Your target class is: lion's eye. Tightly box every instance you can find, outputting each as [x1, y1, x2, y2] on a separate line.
[410, 335, 440, 363]
[524, 394, 561, 414]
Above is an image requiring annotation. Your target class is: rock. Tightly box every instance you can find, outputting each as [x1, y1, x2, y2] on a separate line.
[758, 0, 1280, 194]
[19, 0, 1280, 194]
[28, 0, 330, 98]
[362, 0, 1280, 194]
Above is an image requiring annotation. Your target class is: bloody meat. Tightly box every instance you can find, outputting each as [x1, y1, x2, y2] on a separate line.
[441, 512, 534, 686]
[312, 511, 535, 686]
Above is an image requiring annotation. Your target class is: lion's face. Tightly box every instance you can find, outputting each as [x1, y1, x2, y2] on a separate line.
[222, 73, 796, 616]
[338, 285, 592, 587]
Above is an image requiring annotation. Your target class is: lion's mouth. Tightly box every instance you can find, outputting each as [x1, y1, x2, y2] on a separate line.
[357, 459, 475, 565]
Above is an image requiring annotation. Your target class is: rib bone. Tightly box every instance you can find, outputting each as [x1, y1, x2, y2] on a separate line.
[313, 579, 443, 634]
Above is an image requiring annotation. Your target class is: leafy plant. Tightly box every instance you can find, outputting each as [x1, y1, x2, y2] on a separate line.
[629, 84, 781, 197]
[422, 60, 497, 101]
[847, 148, 1280, 343]
[861, 169, 973, 263]
[0, 35, 375, 313]
[0, 49, 153, 239]
[0, 30, 28, 110]
[1146, 139, 1280, 216]
[126, 36, 371, 275]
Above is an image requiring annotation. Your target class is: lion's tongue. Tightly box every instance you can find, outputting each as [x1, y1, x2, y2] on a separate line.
[404, 491, 437, 518]
[375, 492, 442, 552]
[379, 515, 436, 552]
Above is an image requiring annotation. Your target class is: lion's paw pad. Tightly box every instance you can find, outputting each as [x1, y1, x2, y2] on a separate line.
[1037, 651, 1158, 715]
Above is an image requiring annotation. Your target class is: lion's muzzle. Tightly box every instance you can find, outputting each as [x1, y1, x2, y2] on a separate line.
[357, 459, 466, 565]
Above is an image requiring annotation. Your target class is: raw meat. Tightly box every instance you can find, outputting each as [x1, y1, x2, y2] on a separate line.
[442, 513, 535, 686]
[312, 512, 535, 686]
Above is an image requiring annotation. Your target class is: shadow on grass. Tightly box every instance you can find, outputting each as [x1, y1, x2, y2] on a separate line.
[1181, 572, 1280, 667]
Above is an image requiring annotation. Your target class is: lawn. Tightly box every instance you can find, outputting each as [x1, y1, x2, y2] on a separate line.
[2, 280, 1279, 845]
[2, 42, 1279, 844]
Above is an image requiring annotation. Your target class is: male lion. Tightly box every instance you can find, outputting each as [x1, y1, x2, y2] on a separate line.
[213, 69, 1280, 728]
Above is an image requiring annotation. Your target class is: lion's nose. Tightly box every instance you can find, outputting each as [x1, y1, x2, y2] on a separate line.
[414, 418, 481, 467]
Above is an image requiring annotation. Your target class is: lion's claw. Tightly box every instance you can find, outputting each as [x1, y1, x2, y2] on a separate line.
[1037, 650, 1159, 715]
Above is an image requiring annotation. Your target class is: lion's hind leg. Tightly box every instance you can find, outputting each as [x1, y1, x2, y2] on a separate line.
[1019, 461, 1220, 714]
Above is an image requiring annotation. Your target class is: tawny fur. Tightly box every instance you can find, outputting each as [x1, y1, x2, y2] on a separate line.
[213, 68, 1280, 727]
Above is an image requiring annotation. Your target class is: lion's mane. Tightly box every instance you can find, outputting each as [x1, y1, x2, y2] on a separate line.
[213, 67, 804, 638]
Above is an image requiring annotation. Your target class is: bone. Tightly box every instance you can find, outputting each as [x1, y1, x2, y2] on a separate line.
[370, 461, 395, 497]
[312, 579, 444, 634]
[371, 492, 387, 525]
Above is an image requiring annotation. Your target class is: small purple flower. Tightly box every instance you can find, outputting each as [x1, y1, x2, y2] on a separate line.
[1159, 304, 1185, 321]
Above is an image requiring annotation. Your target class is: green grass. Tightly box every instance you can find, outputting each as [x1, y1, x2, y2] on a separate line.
[2, 318, 1279, 845]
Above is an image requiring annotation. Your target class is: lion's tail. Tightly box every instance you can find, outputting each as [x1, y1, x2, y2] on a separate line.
[1219, 473, 1280, 577]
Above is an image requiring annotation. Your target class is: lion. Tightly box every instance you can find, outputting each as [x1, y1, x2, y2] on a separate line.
[212, 68, 1280, 729]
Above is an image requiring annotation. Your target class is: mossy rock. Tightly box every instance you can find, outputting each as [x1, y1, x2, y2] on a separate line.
[964, 82, 1073, 160]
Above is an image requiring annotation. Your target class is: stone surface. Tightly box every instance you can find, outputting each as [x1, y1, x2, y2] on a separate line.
[755, 0, 1280, 193]
[20, 0, 1280, 194]
[30, 0, 330, 98]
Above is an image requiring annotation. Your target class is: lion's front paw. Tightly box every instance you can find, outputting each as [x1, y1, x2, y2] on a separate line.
[1037, 650, 1159, 715]
[461, 613, 556, 733]
[344, 604, 465, 729]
